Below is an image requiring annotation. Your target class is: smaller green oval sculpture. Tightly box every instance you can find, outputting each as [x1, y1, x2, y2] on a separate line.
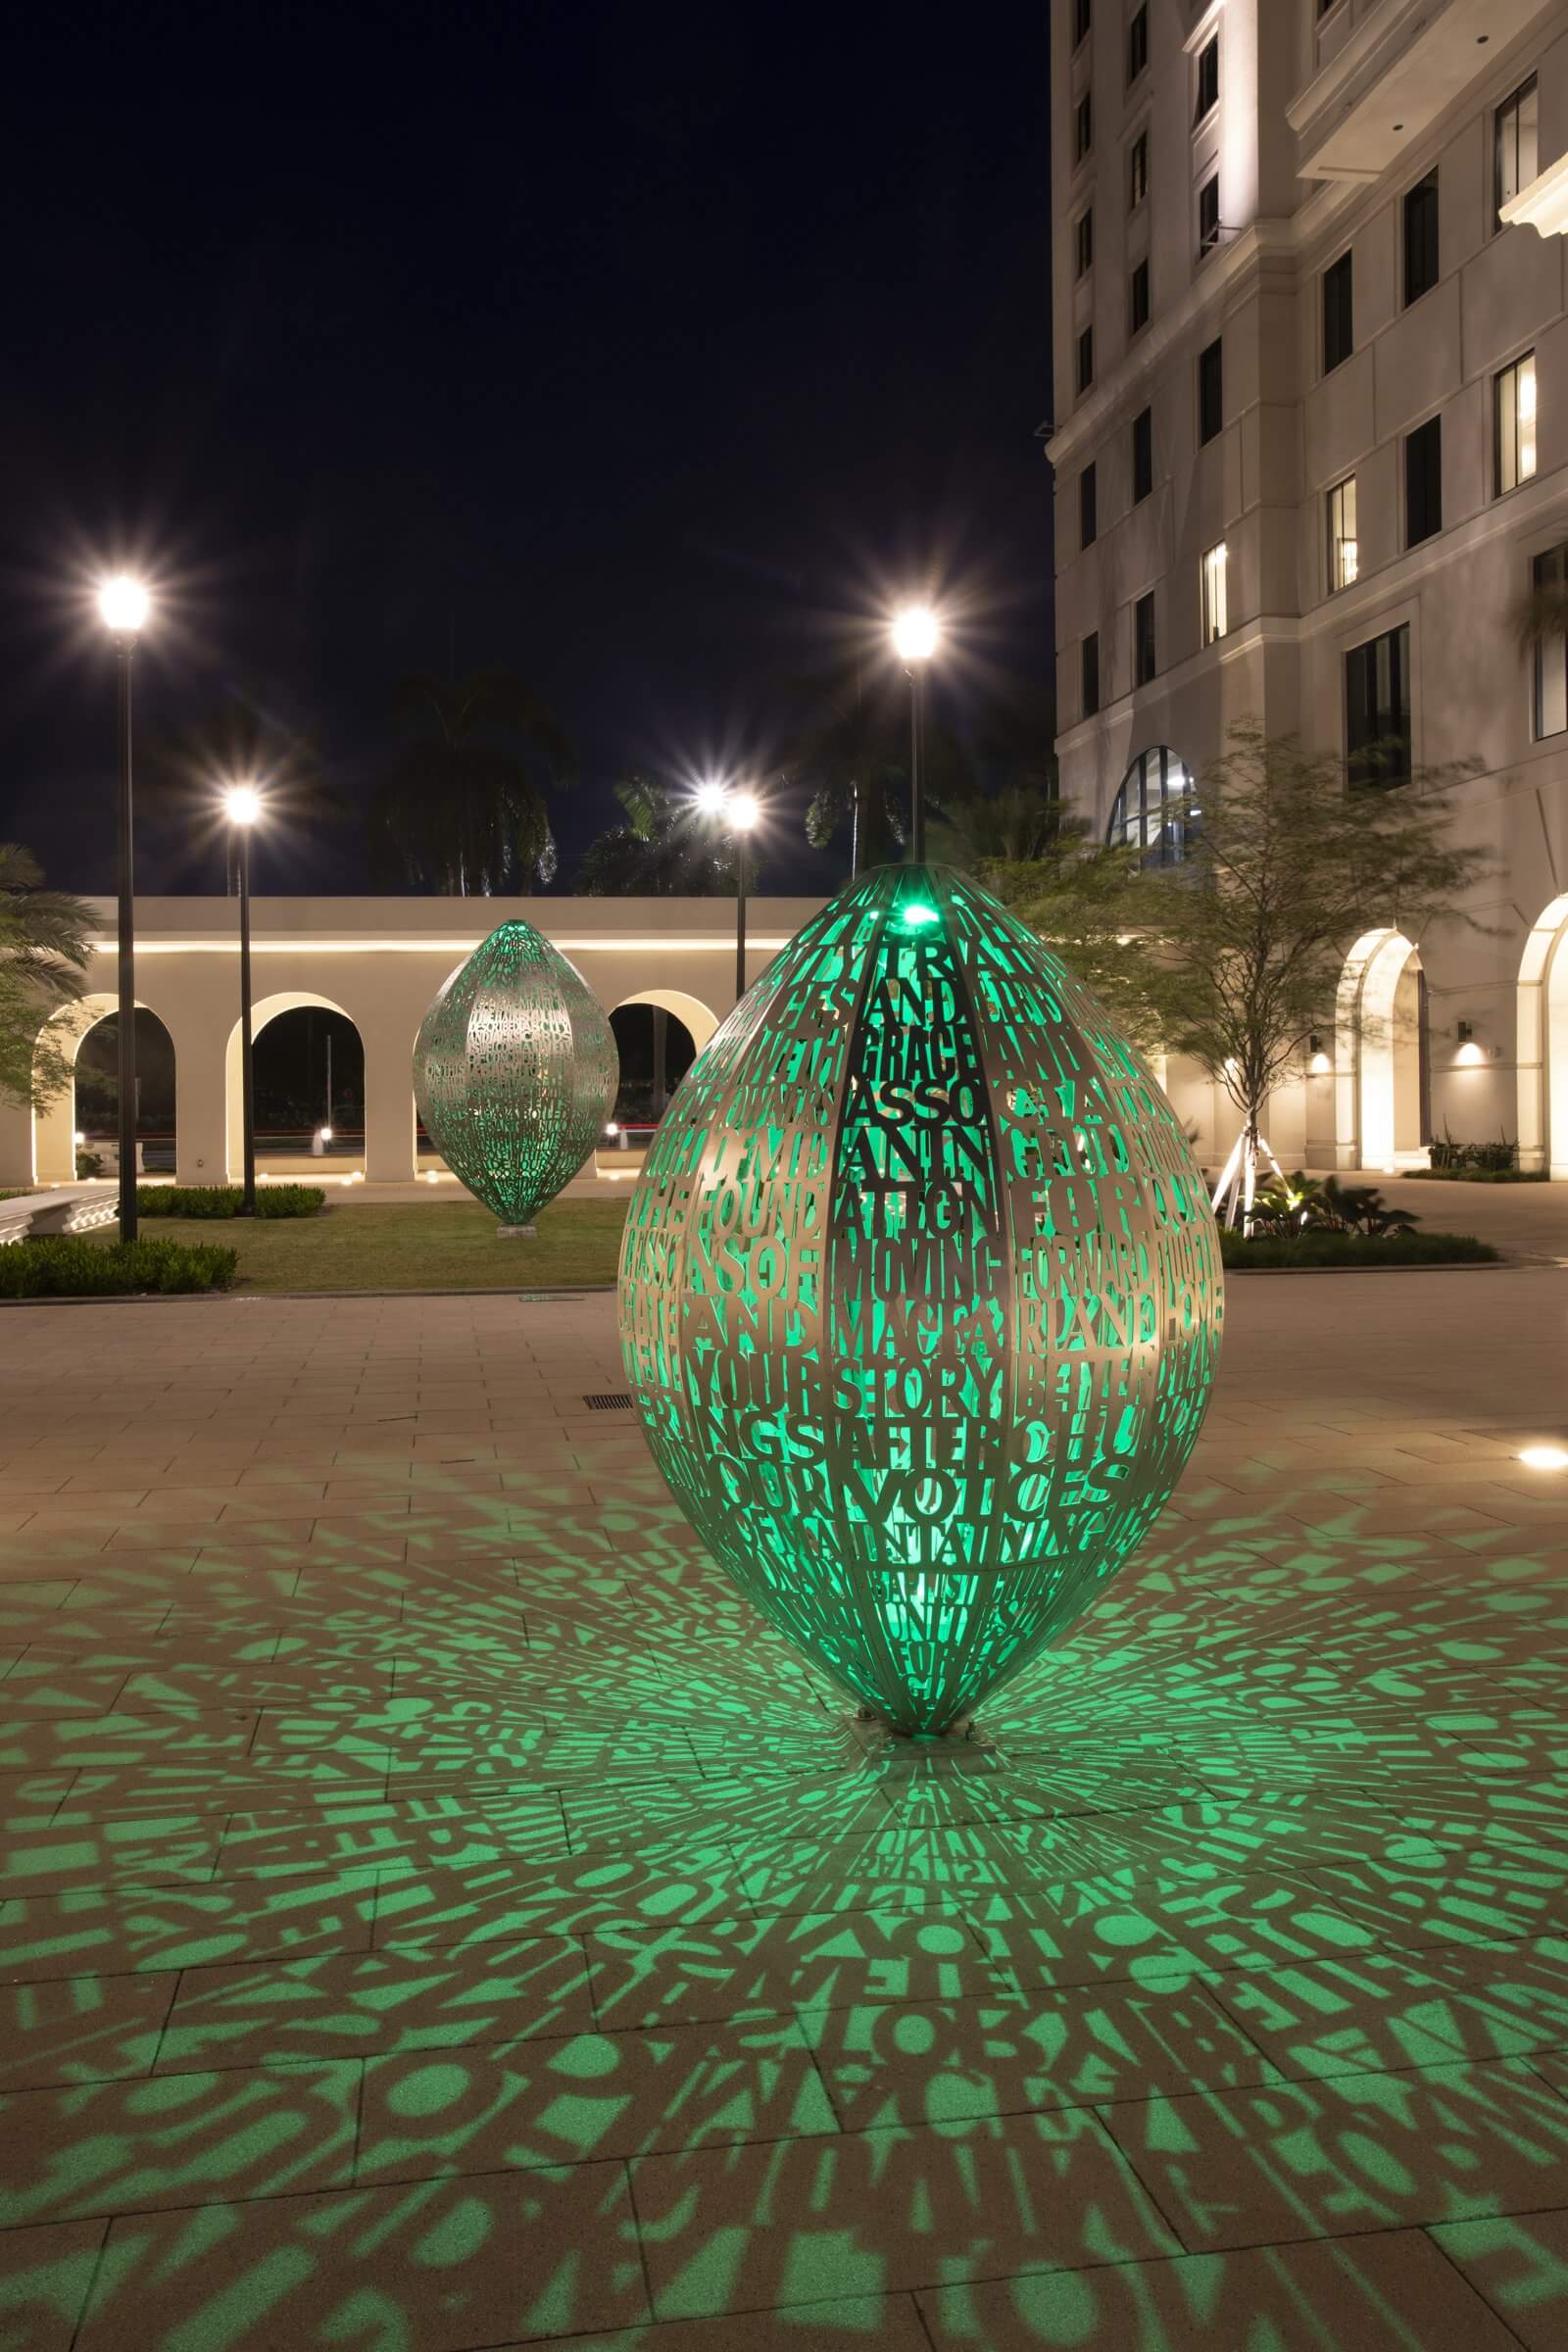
[414, 920, 617, 1230]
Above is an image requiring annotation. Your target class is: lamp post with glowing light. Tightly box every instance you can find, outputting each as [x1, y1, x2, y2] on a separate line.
[223, 785, 263, 1214]
[891, 605, 941, 863]
[696, 781, 762, 1004]
[98, 577, 150, 1242]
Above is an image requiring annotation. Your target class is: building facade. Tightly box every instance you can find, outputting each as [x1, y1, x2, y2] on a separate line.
[1048, 0, 1568, 1174]
[0, 895, 823, 1190]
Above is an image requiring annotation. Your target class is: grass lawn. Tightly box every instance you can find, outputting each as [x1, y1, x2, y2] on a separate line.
[125, 1197, 630, 1292]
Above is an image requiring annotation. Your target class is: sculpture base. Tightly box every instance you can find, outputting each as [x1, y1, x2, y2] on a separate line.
[497, 1224, 538, 1239]
[851, 1705, 986, 1753]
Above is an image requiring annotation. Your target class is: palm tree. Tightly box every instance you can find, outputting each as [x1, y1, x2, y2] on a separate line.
[577, 777, 743, 898]
[929, 783, 1078, 871]
[784, 671, 974, 875]
[368, 669, 575, 894]
[0, 846, 95, 1110]
[140, 688, 347, 886]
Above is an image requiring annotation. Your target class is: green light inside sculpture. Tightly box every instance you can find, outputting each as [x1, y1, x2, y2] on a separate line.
[619, 862, 1223, 1736]
[414, 919, 617, 1230]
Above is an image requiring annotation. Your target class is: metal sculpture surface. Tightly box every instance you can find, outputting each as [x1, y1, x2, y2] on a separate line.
[415, 919, 617, 1230]
[619, 862, 1223, 1735]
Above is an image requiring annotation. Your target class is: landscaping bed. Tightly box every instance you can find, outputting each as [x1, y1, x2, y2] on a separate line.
[1219, 1229, 1499, 1271]
[136, 1183, 325, 1218]
[0, 1236, 237, 1298]
[121, 1197, 629, 1292]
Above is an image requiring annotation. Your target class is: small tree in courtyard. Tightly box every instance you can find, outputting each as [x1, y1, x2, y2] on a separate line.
[0, 846, 95, 1112]
[1149, 725, 1485, 1222]
[1002, 722, 1488, 1227]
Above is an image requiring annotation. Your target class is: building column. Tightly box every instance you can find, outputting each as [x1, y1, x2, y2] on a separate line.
[362, 1026, 417, 1183]
[0, 1094, 40, 1189]
[174, 1032, 230, 1187]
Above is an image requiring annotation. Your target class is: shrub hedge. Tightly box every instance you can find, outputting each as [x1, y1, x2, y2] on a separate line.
[1219, 1229, 1499, 1270]
[136, 1184, 325, 1220]
[0, 1237, 238, 1298]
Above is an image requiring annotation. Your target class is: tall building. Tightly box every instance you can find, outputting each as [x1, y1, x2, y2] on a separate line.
[1048, 0, 1568, 1175]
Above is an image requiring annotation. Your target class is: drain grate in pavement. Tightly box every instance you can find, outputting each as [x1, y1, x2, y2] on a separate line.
[582, 1392, 634, 1411]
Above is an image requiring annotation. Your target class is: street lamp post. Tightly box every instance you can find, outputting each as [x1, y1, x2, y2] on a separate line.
[223, 786, 263, 1212]
[891, 606, 941, 863]
[98, 577, 150, 1242]
[696, 781, 761, 1004]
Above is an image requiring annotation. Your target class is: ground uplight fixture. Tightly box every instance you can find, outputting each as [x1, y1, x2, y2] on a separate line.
[1519, 1445, 1568, 1471]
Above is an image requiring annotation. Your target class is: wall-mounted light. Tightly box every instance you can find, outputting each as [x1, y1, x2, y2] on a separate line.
[1520, 1445, 1568, 1472]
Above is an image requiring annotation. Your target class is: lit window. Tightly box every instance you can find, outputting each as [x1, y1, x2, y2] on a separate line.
[1106, 746, 1194, 865]
[1201, 543, 1228, 645]
[1496, 352, 1537, 495]
[1495, 76, 1539, 230]
[1532, 542, 1567, 742]
[1328, 476, 1358, 593]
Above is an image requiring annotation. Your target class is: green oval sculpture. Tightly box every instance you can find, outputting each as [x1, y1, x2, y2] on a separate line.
[415, 919, 617, 1230]
[618, 863, 1222, 1736]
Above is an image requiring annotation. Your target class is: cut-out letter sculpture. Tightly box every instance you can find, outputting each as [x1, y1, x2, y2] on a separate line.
[619, 863, 1223, 1735]
[415, 919, 617, 1231]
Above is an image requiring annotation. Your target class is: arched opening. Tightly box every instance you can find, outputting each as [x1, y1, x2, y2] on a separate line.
[1338, 929, 1430, 1170]
[1106, 746, 1197, 867]
[226, 995, 366, 1178]
[609, 989, 718, 1129]
[1518, 893, 1568, 1176]
[31, 996, 176, 1185]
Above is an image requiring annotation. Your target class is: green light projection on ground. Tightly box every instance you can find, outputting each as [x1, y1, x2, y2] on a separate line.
[413, 920, 617, 1229]
[618, 862, 1225, 1735]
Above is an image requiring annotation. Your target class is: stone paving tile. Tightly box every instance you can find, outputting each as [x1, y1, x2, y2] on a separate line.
[1098, 2054, 1568, 2251]
[509, 2301, 933, 2352]
[798, 1979, 1279, 2131]
[1429, 2208, 1568, 2352]
[0, 1869, 382, 1981]
[917, 2230, 1522, 2348]
[0, 2058, 362, 2224]
[156, 1937, 594, 2071]
[586, 1909, 987, 2032]
[629, 2110, 1180, 2319]
[0, 2218, 110, 2352]
[355, 2016, 837, 2181]
[0, 1969, 176, 2090]
[74, 2165, 648, 2349]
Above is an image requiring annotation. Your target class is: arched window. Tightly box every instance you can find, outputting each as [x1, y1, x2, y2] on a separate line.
[1106, 746, 1195, 865]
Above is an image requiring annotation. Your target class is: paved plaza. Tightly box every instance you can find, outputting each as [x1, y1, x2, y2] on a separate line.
[0, 1267, 1567, 2348]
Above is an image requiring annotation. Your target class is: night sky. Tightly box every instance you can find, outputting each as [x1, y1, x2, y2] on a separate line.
[1, 1, 1054, 900]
